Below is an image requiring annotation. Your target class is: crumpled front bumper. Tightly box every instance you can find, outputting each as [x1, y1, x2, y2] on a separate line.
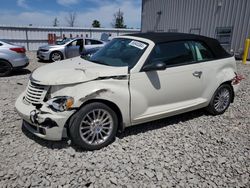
[15, 92, 75, 141]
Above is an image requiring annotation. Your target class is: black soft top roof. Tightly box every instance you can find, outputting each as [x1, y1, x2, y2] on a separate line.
[126, 32, 231, 59]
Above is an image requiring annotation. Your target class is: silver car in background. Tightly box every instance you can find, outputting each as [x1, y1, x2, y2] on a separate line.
[0, 40, 29, 77]
[37, 38, 106, 62]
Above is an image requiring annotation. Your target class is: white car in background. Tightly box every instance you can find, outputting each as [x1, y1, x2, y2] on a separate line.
[0, 40, 29, 76]
[16, 32, 241, 150]
[37, 38, 106, 62]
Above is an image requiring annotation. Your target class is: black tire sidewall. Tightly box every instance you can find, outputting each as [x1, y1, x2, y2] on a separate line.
[208, 84, 233, 115]
[69, 102, 118, 150]
[0, 60, 12, 77]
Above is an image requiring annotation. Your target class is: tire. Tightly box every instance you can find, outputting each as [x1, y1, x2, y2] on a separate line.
[206, 84, 233, 115]
[50, 51, 63, 62]
[69, 102, 118, 150]
[0, 60, 12, 77]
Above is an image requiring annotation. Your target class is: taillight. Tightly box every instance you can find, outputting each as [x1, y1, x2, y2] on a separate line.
[232, 73, 244, 85]
[10, 47, 26, 53]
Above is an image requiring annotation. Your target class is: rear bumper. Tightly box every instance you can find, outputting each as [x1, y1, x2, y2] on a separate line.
[15, 92, 75, 141]
[11, 56, 29, 68]
[13, 61, 29, 69]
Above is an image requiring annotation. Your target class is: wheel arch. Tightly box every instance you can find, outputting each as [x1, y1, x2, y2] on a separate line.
[0, 58, 12, 66]
[50, 50, 64, 61]
[220, 80, 234, 103]
[65, 98, 124, 137]
[0, 58, 13, 76]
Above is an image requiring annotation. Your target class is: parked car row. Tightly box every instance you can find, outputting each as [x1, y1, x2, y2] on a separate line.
[15, 32, 242, 150]
[37, 38, 106, 62]
[0, 40, 29, 76]
[0, 37, 105, 77]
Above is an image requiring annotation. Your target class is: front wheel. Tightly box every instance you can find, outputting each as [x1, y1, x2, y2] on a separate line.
[206, 84, 233, 115]
[69, 102, 118, 150]
[50, 51, 63, 62]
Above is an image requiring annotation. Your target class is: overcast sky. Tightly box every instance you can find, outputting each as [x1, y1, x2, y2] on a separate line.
[0, 0, 141, 28]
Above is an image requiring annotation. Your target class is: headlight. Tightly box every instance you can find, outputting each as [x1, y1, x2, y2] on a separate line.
[47, 96, 74, 112]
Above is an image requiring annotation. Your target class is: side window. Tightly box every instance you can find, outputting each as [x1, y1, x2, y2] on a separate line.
[70, 40, 77, 46]
[193, 41, 214, 61]
[0, 43, 2, 46]
[90, 40, 103, 45]
[76, 39, 83, 46]
[85, 39, 91, 45]
[69, 39, 83, 46]
[148, 41, 195, 67]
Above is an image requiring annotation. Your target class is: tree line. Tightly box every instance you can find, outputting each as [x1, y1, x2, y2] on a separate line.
[52, 9, 127, 28]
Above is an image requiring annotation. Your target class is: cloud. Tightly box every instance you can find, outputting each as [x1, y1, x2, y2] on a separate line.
[57, 0, 80, 6]
[0, 0, 141, 28]
[17, 0, 29, 9]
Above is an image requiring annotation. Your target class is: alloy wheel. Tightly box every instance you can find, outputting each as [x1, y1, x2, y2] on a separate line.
[214, 87, 230, 112]
[79, 109, 114, 145]
[51, 52, 62, 61]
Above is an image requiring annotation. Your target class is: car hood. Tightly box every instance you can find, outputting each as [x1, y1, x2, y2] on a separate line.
[31, 56, 128, 85]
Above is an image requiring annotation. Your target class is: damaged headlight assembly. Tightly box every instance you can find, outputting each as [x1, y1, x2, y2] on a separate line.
[47, 96, 74, 112]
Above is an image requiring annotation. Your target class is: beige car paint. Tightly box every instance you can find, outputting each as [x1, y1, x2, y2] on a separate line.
[15, 36, 239, 141]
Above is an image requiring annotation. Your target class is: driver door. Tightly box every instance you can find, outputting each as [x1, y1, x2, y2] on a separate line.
[65, 39, 83, 58]
[130, 40, 205, 125]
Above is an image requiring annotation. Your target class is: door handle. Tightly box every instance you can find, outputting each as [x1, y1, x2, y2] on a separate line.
[192, 71, 202, 78]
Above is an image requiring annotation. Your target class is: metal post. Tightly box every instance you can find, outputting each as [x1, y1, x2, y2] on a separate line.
[25, 27, 29, 51]
[243, 39, 250, 64]
[60, 28, 63, 38]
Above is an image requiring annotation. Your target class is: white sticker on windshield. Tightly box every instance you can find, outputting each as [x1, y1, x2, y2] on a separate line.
[128, 40, 147, 50]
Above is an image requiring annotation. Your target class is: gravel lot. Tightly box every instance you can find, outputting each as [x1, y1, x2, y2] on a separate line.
[0, 52, 249, 187]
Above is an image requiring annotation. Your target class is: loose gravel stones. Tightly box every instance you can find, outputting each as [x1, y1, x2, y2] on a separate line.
[0, 53, 249, 187]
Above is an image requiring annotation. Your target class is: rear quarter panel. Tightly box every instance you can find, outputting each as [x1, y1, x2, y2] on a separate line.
[0, 47, 28, 67]
[201, 56, 236, 103]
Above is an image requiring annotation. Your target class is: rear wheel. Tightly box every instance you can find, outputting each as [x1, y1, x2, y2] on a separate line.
[0, 60, 12, 77]
[207, 84, 233, 115]
[50, 51, 63, 62]
[69, 102, 118, 150]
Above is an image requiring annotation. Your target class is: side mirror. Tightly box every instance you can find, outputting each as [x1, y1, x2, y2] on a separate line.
[142, 61, 166, 72]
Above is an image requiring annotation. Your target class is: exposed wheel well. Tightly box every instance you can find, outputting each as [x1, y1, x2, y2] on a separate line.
[66, 99, 124, 136]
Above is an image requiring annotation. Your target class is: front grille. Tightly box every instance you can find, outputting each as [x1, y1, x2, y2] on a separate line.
[24, 81, 49, 104]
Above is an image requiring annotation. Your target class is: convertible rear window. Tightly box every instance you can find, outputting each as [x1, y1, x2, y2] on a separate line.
[193, 41, 214, 61]
[146, 40, 216, 68]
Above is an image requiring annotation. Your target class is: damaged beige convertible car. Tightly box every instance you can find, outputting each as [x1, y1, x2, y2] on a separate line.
[15, 33, 241, 150]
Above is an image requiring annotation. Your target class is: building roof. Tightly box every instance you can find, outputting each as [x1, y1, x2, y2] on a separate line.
[126, 32, 231, 59]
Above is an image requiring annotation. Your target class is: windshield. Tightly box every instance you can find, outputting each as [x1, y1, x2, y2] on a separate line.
[87, 38, 148, 68]
[56, 38, 72, 45]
